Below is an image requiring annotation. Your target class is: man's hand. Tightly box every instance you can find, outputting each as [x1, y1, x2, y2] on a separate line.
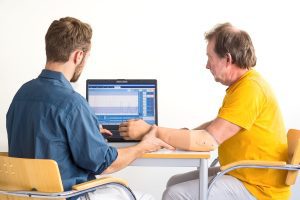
[119, 119, 151, 140]
[99, 124, 113, 136]
[138, 125, 174, 152]
[102, 125, 174, 174]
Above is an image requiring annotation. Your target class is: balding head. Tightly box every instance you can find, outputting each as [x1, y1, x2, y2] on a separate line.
[205, 23, 256, 69]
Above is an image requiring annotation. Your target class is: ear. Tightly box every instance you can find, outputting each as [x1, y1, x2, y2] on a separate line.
[73, 50, 84, 65]
[226, 53, 232, 65]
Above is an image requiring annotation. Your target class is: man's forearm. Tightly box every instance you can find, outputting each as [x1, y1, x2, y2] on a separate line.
[157, 127, 190, 150]
[103, 145, 144, 174]
[157, 127, 218, 151]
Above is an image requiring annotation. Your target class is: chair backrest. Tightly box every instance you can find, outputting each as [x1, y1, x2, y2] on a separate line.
[0, 154, 64, 200]
[286, 129, 300, 185]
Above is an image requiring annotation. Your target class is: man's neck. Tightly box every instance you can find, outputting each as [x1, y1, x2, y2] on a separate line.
[227, 65, 249, 86]
[45, 61, 74, 81]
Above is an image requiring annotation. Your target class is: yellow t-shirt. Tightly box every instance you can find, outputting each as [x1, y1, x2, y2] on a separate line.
[218, 70, 290, 200]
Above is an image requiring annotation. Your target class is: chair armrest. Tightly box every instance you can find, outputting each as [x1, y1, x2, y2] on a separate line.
[72, 176, 128, 191]
[220, 160, 287, 171]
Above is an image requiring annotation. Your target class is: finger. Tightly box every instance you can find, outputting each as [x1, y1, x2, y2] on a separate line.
[147, 125, 158, 137]
[149, 125, 157, 133]
[127, 118, 140, 122]
[119, 122, 128, 127]
[101, 129, 113, 136]
[158, 139, 175, 150]
[118, 126, 128, 132]
[119, 131, 129, 137]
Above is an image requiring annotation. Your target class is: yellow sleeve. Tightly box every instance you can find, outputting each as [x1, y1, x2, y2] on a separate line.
[218, 81, 266, 130]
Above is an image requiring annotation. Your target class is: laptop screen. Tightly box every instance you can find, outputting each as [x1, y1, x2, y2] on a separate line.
[86, 79, 158, 142]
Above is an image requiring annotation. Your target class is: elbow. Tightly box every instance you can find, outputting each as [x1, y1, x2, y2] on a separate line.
[102, 165, 117, 174]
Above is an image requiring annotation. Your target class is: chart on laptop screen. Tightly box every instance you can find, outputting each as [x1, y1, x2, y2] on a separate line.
[86, 80, 157, 126]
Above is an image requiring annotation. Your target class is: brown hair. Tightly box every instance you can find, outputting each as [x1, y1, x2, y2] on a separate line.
[205, 23, 256, 69]
[45, 17, 92, 63]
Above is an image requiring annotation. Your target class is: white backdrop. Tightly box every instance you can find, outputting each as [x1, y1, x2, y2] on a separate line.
[0, 0, 299, 199]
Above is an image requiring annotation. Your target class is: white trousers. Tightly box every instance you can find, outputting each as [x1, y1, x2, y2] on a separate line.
[79, 184, 155, 200]
[162, 168, 256, 200]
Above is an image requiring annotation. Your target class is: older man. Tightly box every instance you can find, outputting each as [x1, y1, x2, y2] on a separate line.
[119, 23, 290, 200]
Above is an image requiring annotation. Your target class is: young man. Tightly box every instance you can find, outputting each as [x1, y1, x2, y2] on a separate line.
[6, 17, 173, 200]
[119, 23, 290, 200]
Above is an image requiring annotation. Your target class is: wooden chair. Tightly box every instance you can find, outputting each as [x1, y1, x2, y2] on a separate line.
[208, 129, 300, 196]
[0, 154, 136, 200]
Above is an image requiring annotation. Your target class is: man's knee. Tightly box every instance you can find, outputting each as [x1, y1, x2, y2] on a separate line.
[162, 186, 179, 200]
[162, 188, 172, 200]
[162, 181, 197, 200]
[166, 170, 199, 188]
[208, 175, 256, 200]
[166, 174, 181, 188]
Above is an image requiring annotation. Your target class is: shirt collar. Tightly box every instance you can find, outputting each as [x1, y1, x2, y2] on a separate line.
[38, 69, 73, 90]
[226, 69, 255, 92]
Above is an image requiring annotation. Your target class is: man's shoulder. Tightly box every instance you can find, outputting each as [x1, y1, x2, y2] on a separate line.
[56, 89, 87, 109]
[244, 70, 269, 87]
[233, 70, 269, 93]
[16, 78, 87, 110]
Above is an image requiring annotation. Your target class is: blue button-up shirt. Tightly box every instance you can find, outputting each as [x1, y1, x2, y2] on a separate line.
[6, 69, 118, 194]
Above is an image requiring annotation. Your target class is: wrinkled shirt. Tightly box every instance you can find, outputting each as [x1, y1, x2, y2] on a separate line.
[6, 69, 118, 193]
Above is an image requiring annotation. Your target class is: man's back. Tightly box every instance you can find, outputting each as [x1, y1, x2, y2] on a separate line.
[6, 69, 118, 191]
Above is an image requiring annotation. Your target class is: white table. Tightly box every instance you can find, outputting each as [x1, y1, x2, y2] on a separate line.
[130, 149, 211, 200]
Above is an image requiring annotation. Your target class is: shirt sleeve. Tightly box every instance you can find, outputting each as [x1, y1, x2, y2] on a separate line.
[65, 100, 118, 175]
[218, 80, 266, 130]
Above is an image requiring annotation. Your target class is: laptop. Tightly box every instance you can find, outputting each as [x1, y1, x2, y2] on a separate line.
[86, 79, 158, 142]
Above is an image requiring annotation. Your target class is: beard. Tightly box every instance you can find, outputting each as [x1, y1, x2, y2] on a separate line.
[70, 64, 83, 82]
[70, 55, 85, 82]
